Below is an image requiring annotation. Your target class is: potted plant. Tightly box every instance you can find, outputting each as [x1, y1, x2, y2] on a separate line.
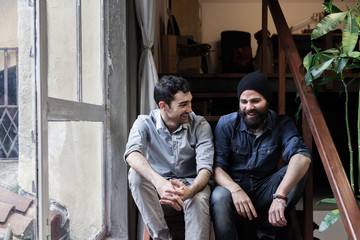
[302, 0, 360, 232]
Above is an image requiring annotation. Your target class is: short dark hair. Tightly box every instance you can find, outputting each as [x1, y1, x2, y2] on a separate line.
[154, 75, 191, 107]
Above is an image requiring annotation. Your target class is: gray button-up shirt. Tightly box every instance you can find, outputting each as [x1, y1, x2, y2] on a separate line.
[124, 109, 214, 183]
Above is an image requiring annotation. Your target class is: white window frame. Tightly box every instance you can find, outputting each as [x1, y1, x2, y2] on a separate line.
[35, 1, 107, 239]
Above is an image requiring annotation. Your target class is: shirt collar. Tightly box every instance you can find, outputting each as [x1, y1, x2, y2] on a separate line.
[154, 109, 189, 134]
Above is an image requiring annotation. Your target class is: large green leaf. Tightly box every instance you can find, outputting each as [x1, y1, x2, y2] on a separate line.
[311, 12, 347, 40]
[343, 13, 359, 54]
[319, 209, 341, 233]
[311, 58, 335, 79]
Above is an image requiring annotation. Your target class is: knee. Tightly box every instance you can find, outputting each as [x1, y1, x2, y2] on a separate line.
[210, 186, 233, 212]
[185, 186, 211, 214]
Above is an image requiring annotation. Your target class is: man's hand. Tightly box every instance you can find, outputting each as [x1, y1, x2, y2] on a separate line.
[268, 199, 287, 227]
[155, 178, 184, 211]
[164, 179, 193, 201]
[231, 189, 257, 220]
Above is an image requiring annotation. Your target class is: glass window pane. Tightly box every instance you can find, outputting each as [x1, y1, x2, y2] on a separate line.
[48, 121, 103, 239]
[82, 0, 102, 105]
[47, 1, 77, 101]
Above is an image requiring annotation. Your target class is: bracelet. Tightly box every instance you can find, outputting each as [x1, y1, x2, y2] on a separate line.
[231, 189, 242, 194]
[275, 198, 288, 207]
[272, 193, 288, 202]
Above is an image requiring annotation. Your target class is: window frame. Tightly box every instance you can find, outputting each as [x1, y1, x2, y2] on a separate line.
[36, 1, 107, 239]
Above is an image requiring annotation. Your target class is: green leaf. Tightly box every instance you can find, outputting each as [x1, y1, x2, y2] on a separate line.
[310, 58, 335, 79]
[318, 52, 337, 63]
[335, 57, 349, 73]
[305, 70, 314, 86]
[312, 12, 347, 40]
[303, 52, 313, 70]
[347, 51, 360, 58]
[323, 2, 342, 13]
[322, 48, 340, 54]
[320, 198, 337, 204]
[355, 15, 360, 27]
[343, 13, 359, 54]
[319, 209, 341, 232]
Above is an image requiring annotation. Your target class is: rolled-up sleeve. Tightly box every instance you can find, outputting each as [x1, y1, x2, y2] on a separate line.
[282, 136, 311, 162]
[194, 118, 214, 174]
[123, 117, 147, 162]
[281, 117, 311, 162]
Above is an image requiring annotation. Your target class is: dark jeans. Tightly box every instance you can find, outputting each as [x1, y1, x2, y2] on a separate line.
[210, 166, 308, 239]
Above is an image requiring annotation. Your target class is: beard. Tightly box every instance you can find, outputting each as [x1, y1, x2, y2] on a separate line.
[240, 105, 268, 130]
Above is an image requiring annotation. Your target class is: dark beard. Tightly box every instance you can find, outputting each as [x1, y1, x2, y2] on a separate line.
[240, 106, 268, 130]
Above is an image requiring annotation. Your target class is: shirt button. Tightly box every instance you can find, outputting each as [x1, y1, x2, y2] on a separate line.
[248, 165, 252, 169]
[253, 151, 256, 155]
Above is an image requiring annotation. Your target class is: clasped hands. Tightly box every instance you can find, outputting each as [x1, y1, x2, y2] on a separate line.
[231, 189, 287, 227]
[157, 179, 192, 211]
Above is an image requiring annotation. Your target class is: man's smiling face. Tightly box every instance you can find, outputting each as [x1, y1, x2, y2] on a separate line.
[239, 90, 268, 132]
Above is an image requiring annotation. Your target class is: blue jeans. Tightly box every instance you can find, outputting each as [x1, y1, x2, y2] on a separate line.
[210, 166, 308, 239]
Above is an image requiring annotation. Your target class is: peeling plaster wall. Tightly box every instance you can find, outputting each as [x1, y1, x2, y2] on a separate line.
[17, 0, 36, 194]
[106, 0, 138, 238]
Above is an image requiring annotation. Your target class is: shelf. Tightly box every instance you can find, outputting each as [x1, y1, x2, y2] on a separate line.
[204, 116, 220, 122]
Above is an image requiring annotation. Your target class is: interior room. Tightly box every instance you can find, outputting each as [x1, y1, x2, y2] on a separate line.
[0, 0, 359, 239]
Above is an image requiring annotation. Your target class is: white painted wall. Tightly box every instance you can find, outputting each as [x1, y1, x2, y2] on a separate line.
[201, 0, 356, 72]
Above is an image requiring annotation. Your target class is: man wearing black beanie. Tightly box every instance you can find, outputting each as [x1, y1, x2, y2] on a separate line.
[211, 71, 311, 239]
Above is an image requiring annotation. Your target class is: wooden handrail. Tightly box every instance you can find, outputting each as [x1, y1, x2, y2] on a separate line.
[267, 0, 360, 239]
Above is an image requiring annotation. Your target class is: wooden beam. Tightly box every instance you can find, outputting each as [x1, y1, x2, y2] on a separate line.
[277, 37, 285, 115]
[268, 0, 360, 239]
[262, 0, 268, 74]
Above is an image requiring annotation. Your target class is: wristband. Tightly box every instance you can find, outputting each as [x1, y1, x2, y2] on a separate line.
[275, 198, 287, 207]
[272, 193, 288, 202]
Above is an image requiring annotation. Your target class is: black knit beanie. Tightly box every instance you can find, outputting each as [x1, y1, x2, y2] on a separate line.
[237, 70, 272, 104]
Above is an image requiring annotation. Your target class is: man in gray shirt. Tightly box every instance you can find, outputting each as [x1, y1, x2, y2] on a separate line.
[124, 75, 214, 240]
